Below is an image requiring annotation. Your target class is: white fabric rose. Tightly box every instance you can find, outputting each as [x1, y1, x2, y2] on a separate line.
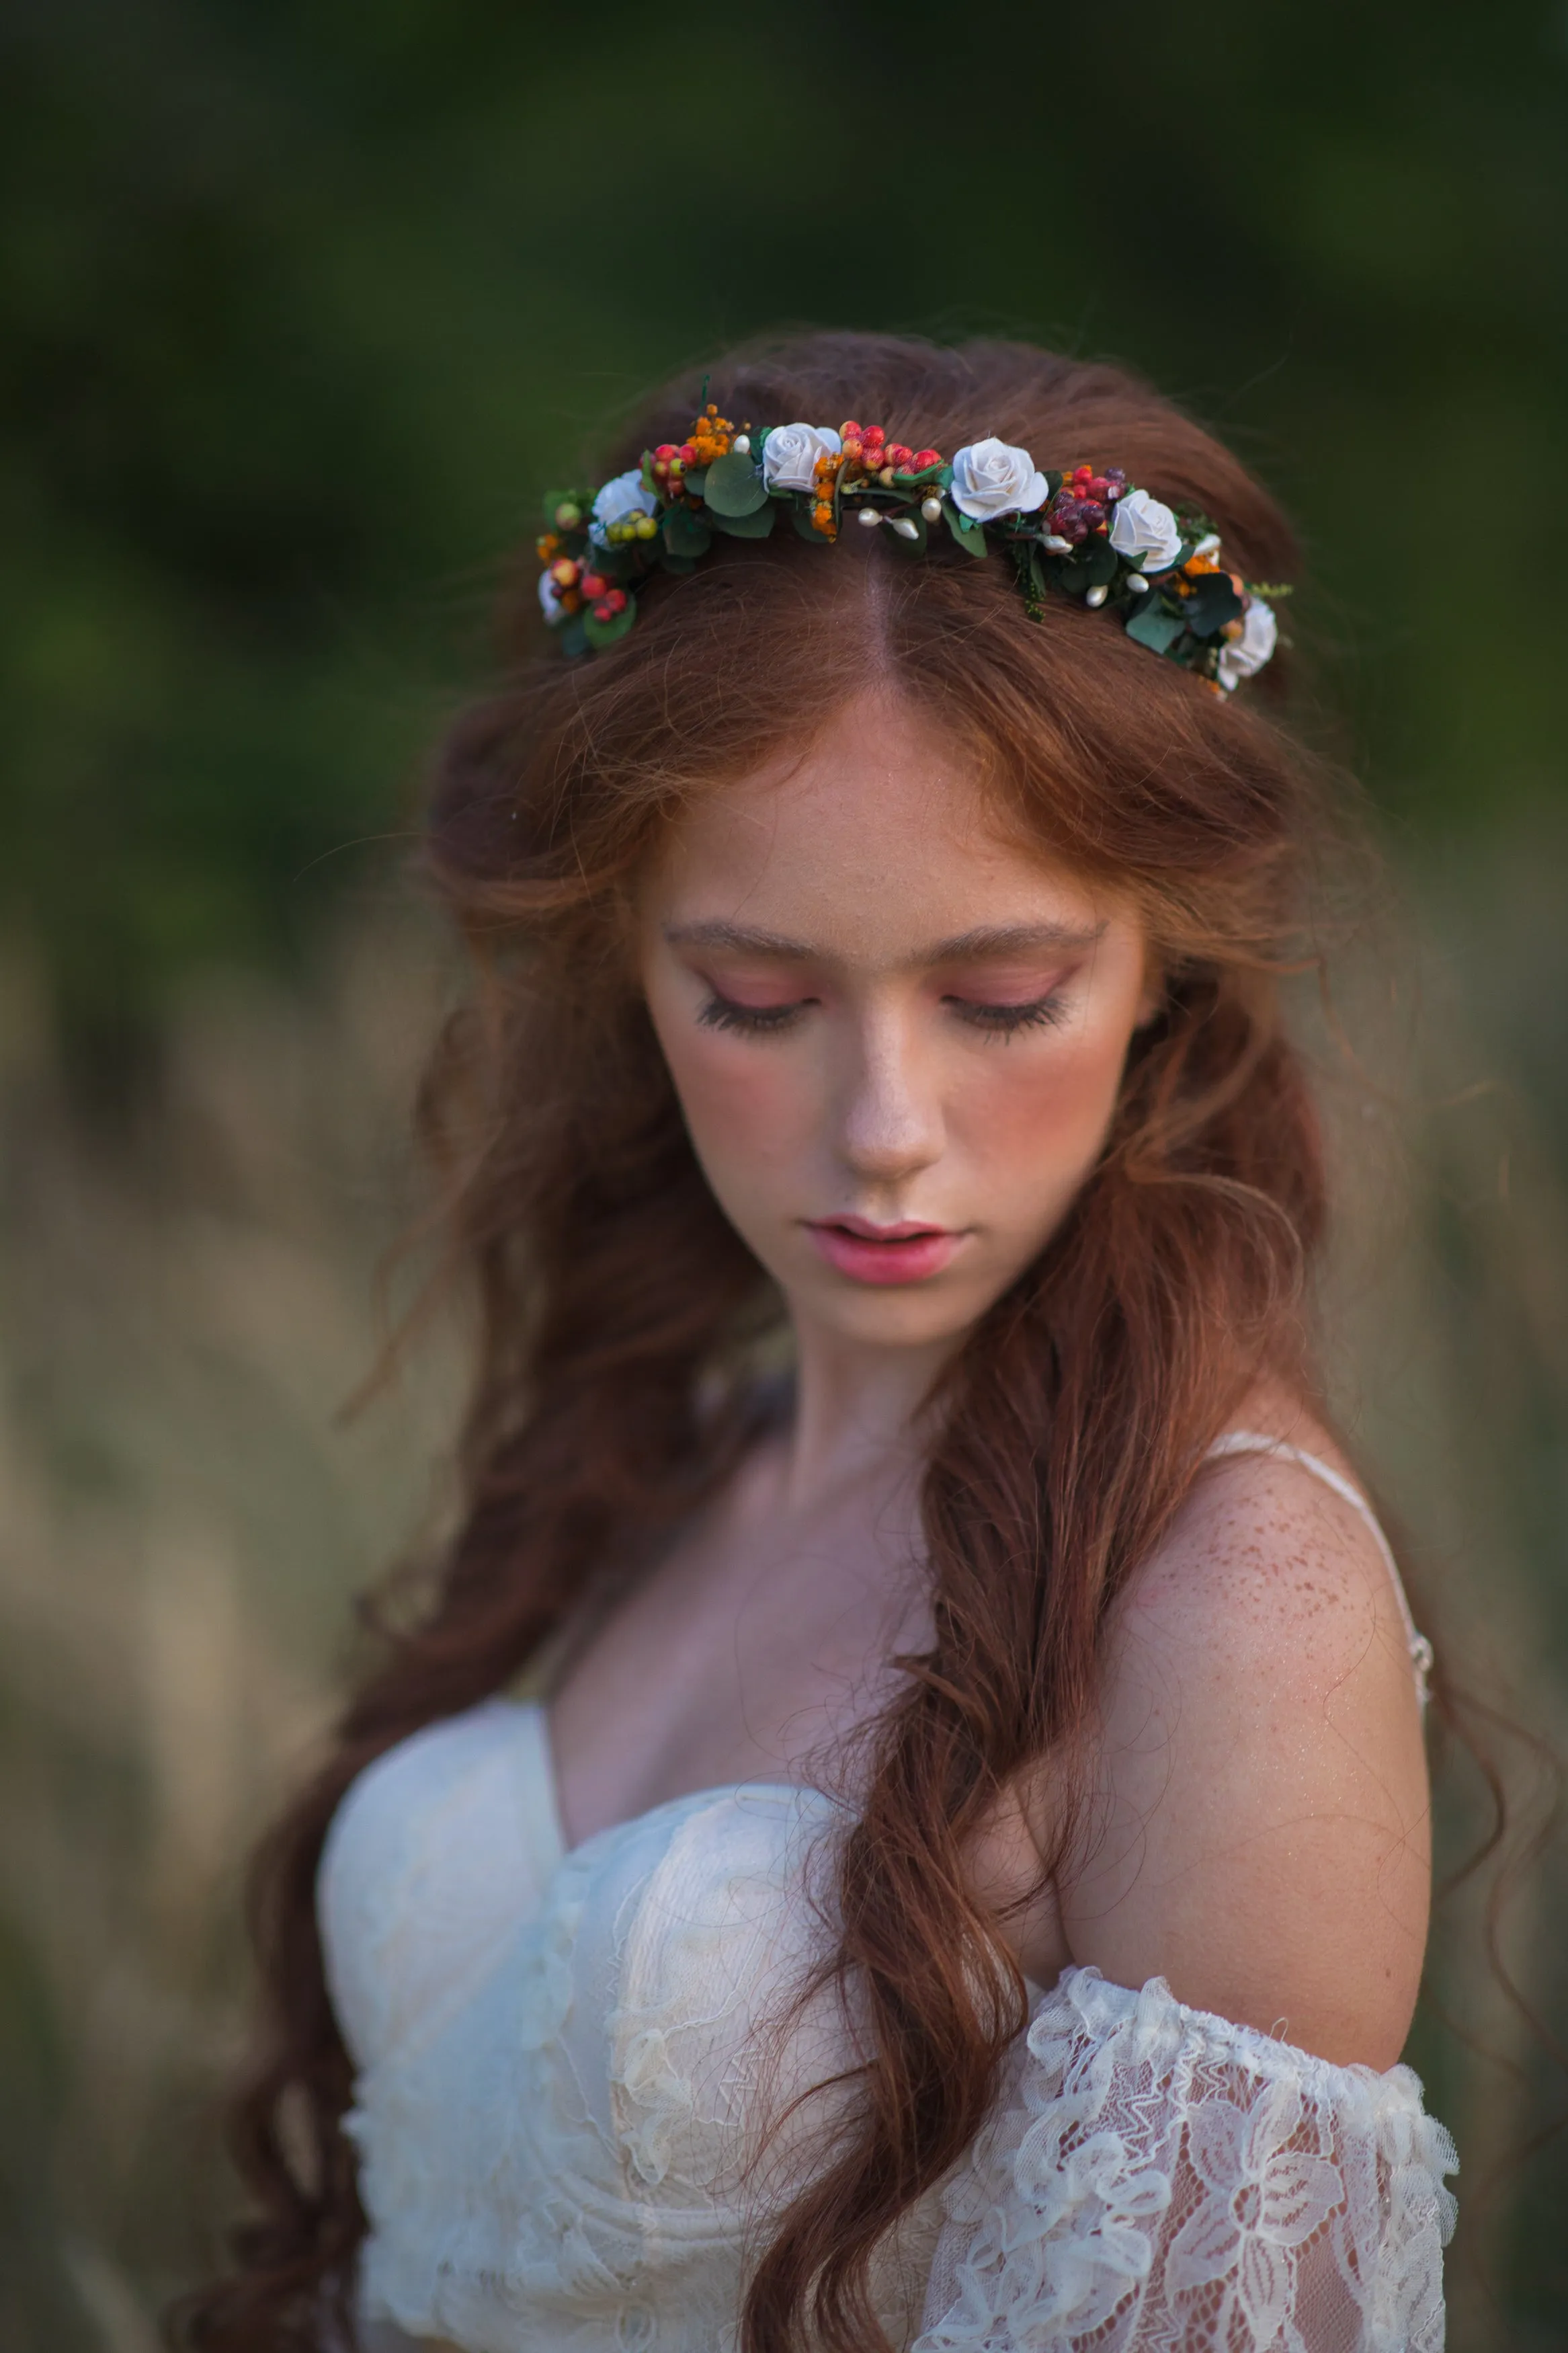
[589, 468, 658, 546]
[761, 422, 843, 493]
[1108, 486, 1184, 572]
[949, 436, 1050, 522]
[538, 569, 566, 625]
[1216, 597, 1279, 692]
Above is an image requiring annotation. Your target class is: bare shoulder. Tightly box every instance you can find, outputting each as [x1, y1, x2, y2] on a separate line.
[1052, 1394, 1432, 2069]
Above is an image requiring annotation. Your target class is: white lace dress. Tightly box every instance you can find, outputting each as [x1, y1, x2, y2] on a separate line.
[318, 1442, 1456, 2352]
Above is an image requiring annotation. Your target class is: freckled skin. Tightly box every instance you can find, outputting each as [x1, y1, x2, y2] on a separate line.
[551, 689, 1432, 2072]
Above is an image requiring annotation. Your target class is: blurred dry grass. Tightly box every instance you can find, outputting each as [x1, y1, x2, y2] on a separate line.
[1, 844, 1565, 2350]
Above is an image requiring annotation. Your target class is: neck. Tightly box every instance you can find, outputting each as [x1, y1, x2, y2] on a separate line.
[776, 1312, 962, 1513]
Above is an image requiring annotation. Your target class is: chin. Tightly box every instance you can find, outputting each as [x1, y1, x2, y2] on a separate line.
[799, 1275, 999, 1352]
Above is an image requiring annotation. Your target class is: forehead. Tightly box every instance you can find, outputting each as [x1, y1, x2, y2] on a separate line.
[645, 695, 1116, 958]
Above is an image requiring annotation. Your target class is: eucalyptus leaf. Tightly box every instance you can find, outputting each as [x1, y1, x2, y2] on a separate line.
[682, 467, 708, 498]
[942, 498, 988, 559]
[702, 450, 768, 516]
[1124, 602, 1187, 655]
[663, 509, 712, 560]
[558, 613, 589, 659]
[583, 594, 638, 648]
[1082, 539, 1118, 588]
[711, 503, 777, 539]
[791, 504, 829, 544]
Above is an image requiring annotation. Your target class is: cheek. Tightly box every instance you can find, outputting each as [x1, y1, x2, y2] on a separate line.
[961, 1027, 1129, 1194]
[656, 1027, 817, 1185]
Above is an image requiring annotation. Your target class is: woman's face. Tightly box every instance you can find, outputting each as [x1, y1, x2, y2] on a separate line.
[638, 691, 1157, 1360]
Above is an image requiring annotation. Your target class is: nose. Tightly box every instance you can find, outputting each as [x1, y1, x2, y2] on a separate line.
[835, 1006, 944, 1187]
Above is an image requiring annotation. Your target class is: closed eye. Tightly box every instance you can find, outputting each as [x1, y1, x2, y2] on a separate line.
[946, 992, 1071, 1039]
[697, 991, 813, 1037]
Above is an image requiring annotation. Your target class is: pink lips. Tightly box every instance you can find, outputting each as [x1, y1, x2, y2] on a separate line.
[804, 1214, 965, 1286]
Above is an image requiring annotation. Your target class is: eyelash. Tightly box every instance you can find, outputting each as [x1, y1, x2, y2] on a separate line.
[697, 995, 808, 1037]
[696, 991, 1070, 1040]
[950, 991, 1070, 1040]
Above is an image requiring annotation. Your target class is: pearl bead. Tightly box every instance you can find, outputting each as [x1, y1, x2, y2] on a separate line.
[1126, 571, 1150, 593]
[920, 496, 943, 522]
[732, 434, 751, 455]
[857, 506, 881, 528]
[1085, 584, 1108, 608]
[889, 516, 919, 539]
[1042, 534, 1073, 554]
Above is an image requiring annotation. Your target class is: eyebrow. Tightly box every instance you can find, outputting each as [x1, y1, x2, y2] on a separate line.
[662, 918, 1106, 965]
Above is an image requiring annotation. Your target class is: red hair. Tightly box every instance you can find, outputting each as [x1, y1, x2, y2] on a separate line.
[183, 332, 1333, 2352]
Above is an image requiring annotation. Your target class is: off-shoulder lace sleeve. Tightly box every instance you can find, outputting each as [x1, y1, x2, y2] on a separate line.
[915, 1966, 1456, 2353]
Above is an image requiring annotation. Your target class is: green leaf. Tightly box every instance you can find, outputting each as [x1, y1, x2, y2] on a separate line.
[1044, 471, 1063, 497]
[682, 467, 708, 499]
[1183, 573, 1245, 638]
[884, 510, 927, 557]
[583, 593, 638, 648]
[557, 613, 589, 658]
[710, 502, 777, 539]
[702, 450, 768, 516]
[943, 497, 989, 558]
[1124, 602, 1187, 654]
[663, 508, 712, 560]
[791, 504, 829, 544]
[1082, 538, 1118, 588]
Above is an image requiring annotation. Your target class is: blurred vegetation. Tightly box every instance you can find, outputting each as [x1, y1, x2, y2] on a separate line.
[1, 0, 1565, 2347]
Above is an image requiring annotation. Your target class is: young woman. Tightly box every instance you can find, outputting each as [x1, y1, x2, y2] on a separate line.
[190, 333, 1457, 2352]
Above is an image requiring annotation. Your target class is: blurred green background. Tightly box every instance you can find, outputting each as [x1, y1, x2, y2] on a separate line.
[2, 1, 1565, 2346]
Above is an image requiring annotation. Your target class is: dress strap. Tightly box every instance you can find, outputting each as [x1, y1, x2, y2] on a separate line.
[1205, 1430, 1434, 1708]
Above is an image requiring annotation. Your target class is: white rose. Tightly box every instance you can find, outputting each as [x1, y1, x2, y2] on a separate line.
[589, 468, 658, 546]
[538, 567, 567, 625]
[949, 436, 1049, 522]
[761, 422, 843, 493]
[1216, 597, 1279, 692]
[1108, 486, 1183, 572]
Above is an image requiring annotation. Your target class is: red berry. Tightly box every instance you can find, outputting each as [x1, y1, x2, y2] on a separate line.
[841, 419, 862, 438]
[592, 601, 612, 623]
[910, 448, 942, 469]
[606, 588, 627, 614]
[581, 571, 607, 598]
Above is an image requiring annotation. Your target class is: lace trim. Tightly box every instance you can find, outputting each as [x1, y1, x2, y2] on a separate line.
[915, 1966, 1456, 2353]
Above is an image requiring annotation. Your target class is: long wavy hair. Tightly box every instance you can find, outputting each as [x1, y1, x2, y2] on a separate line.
[183, 331, 1343, 2352]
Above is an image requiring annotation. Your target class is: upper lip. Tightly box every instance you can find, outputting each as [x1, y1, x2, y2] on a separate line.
[809, 1215, 954, 1240]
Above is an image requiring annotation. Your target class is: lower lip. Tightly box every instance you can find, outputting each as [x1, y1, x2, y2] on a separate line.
[805, 1224, 964, 1285]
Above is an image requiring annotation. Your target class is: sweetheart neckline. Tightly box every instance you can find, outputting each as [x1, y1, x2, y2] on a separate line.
[522, 1695, 830, 1865]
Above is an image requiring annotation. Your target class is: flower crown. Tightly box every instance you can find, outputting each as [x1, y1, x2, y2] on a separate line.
[536, 402, 1288, 694]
